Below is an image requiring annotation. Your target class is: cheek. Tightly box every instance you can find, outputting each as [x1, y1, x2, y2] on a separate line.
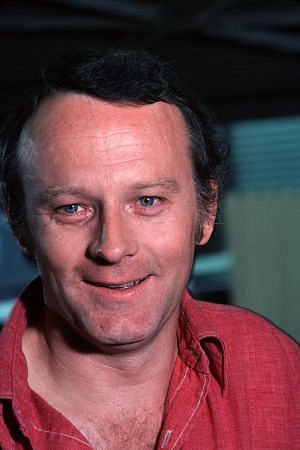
[32, 222, 88, 273]
[143, 215, 196, 271]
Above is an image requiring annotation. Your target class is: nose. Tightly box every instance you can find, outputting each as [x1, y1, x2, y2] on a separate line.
[88, 209, 138, 264]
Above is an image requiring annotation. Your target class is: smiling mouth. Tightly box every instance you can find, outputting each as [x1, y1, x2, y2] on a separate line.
[85, 276, 148, 291]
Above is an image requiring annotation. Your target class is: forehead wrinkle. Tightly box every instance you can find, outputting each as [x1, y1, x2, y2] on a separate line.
[74, 130, 135, 139]
[18, 129, 140, 171]
[18, 96, 193, 183]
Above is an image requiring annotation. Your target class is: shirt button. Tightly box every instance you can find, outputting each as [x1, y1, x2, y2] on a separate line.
[189, 345, 197, 356]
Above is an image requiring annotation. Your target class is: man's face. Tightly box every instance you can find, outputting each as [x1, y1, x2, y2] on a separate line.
[22, 94, 213, 350]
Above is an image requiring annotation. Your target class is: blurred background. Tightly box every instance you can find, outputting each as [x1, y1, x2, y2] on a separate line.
[0, 0, 299, 340]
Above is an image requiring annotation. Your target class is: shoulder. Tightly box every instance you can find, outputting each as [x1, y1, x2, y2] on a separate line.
[181, 295, 300, 445]
[183, 294, 300, 418]
[182, 292, 299, 370]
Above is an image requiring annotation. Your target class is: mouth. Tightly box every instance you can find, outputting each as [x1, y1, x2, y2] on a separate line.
[85, 276, 148, 291]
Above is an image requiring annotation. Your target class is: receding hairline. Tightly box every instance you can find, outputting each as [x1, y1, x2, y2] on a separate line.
[17, 91, 195, 176]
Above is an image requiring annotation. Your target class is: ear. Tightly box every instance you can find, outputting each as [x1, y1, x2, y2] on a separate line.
[23, 245, 35, 257]
[196, 183, 218, 246]
[15, 224, 35, 258]
[198, 219, 215, 245]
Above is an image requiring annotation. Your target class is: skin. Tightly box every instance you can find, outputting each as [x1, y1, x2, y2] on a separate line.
[21, 94, 214, 351]
[20, 95, 215, 444]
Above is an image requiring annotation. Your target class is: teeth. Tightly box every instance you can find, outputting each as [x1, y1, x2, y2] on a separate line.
[86, 277, 147, 290]
[107, 278, 144, 290]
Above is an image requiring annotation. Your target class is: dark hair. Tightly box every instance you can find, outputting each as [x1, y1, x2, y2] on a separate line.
[0, 47, 227, 247]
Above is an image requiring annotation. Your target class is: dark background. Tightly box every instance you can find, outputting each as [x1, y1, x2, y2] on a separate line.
[1, 1, 300, 122]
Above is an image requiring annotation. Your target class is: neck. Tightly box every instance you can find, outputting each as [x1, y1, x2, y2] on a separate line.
[23, 306, 179, 414]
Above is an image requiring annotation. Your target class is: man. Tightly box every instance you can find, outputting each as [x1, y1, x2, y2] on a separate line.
[0, 48, 299, 450]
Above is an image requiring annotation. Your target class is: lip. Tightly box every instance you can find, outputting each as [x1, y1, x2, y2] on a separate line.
[83, 275, 149, 291]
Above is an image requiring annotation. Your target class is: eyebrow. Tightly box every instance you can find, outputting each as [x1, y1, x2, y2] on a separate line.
[33, 187, 87, 206]
[130, 177, 181, 193]
[33, 177, 181, 206]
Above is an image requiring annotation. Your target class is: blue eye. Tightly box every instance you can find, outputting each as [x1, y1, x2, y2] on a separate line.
[62, 204, 83, 214]
[138, 197, 157, 207]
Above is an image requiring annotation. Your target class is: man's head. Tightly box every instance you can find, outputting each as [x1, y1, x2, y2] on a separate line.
[0, 48, 226, 349]
[1, 47, 226, 251]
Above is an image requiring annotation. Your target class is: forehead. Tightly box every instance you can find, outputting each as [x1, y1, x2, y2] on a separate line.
[20, 94, 192, 182]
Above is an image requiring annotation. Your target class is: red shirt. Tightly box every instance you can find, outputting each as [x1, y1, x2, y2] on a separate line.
[0, 278, 299, 449]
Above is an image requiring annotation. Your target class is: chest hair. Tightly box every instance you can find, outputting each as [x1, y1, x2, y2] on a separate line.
[71, 407, 163, 450]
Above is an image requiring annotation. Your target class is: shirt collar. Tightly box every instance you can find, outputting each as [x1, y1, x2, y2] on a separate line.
[177, 290, 228, 395]
[0, 278, 43, 409]
[0, 293, 28, 399]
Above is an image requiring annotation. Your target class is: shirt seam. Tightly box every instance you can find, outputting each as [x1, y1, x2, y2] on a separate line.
[166, 366, 189, 412]
[30, 421, 92, 447]
[169, 373, 209, 450]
